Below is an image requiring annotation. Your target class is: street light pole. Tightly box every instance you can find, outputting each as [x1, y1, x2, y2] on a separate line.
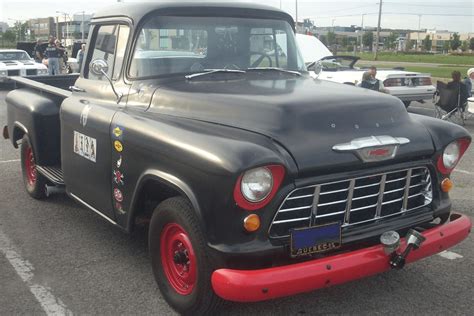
[360, 14, 366, 53]
[374, 0, 383, 60]
[82, 12, 85, 42]
[417, 14, 422, 51]
[295, 0, 298, 31]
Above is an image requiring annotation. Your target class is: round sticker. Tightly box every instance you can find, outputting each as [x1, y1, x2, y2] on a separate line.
[114, 140, 123, 152]
[113, 188, 123, 202]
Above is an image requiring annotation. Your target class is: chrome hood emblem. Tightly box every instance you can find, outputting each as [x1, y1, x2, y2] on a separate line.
[332, 135, 410, 162]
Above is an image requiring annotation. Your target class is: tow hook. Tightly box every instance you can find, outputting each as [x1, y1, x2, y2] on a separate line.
[380, 229, 426, 270]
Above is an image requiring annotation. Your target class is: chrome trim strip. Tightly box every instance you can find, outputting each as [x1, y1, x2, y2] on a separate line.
[318, 198, 348, 207]
[332, 135, 410, 151]
[354, 181, 381, 190]
[69, 193, 117, 226]
[310, 185, 321, 226]
[316, 210, 346, 218]
[402, 169, 413, 211]
[278, 205, 312, 213]
[375, 174, 387, 218]
[287, 194, 314, 200]
[344, 179, 356, 224]
[272, 216, 311, 224]
[350, 202, 378, 212]
[319, 187, 349, 195]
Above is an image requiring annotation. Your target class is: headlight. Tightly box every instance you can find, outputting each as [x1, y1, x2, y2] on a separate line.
[442, 141, 460, 170]
[37, 69, 48, 75]
[0, 70, 7, 76]
[241, 167, 273, 202]
[437, 138, 471, 174]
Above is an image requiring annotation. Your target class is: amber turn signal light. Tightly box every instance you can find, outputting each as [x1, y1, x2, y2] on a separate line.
[441, 178, 453, 192]
[243, 214, 260, 232]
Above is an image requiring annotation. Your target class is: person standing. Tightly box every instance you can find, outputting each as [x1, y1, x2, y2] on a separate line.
[77, 44, 86, 71]
[33, 39, 44, 63]
[55, 39, 67, 74]
[44, 38, 60, 75]
[463, 68, 474, 97]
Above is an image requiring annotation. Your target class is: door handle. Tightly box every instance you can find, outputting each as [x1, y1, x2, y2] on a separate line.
[69, 85, 86, 92]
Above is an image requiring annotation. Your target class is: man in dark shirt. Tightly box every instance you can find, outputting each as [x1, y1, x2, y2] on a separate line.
[44, 37, 60, 75]
[33, 39, 44, 63]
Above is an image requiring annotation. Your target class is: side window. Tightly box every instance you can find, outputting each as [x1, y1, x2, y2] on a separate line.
[87, 25, 118, 80]
[112, 25, 130, 80]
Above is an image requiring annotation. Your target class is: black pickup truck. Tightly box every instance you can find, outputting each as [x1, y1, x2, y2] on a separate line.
[3, 2, 472, 315]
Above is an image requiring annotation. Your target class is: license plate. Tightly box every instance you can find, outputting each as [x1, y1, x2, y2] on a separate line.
[290, 222, 342, 257]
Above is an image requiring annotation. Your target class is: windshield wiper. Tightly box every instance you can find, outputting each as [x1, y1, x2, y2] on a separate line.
[185, 69, 246, 80]
[246, 67, 302, 76]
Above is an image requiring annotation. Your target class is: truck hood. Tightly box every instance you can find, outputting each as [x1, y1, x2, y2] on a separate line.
[148, 76, 434, 175]
[0, 60, 45, 69]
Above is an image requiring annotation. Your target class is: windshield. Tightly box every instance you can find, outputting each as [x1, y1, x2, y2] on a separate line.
[130, 16, 306, 78]
[0, 51, 31, 61]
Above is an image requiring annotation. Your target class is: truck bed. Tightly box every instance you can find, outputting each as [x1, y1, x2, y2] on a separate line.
[9, 74, 79, 98]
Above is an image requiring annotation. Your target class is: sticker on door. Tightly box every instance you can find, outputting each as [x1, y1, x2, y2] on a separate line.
[74, 131, 97, 162]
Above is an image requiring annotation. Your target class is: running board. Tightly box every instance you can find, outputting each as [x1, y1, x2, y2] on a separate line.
[37, 166, 65, 186]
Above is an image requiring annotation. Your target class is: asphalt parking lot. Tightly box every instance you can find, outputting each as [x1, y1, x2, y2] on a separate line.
[1, 88, 473, 315]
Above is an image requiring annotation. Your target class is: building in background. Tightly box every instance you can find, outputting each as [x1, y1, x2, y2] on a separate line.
[56, 14, 93, 46]
[0, 22, 9, 33]
[27, 17, 56, 40]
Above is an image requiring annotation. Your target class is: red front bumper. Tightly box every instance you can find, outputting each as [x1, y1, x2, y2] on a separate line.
[211, 213, 471, 302]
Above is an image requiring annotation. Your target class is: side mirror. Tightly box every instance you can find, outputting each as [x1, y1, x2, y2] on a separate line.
[307, 61, 323, 78]
[89, 59, 109, 77]
[89, 59, 123, 103]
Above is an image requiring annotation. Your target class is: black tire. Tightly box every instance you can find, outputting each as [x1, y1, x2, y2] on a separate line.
[403, 101, 411, 108]
[20, 135, 47, 199]
[149, 197, 223, 315]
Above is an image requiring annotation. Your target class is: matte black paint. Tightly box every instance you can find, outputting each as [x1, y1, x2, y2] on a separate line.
[4, 2, 472, 268]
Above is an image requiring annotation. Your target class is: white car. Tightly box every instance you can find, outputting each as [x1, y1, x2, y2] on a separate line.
[296, 34, 436, 107]
[0, 49, 49, 83]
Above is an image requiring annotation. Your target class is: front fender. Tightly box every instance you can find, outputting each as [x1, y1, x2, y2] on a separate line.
[126, 169, 202, 232]
[410, 113, 471, 151]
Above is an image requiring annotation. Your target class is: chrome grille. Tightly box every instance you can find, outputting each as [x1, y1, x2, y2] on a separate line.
[8, 70, 20, 76]
[26, 69, 37, 76]
[269, 167, 432, 239]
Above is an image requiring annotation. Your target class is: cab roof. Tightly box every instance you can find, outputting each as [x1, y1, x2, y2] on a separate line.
[92, 1, 294, 29]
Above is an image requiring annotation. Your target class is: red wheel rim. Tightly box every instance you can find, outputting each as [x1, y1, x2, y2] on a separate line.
[160, 223, 197, 295]
[24, 145, 37, 186]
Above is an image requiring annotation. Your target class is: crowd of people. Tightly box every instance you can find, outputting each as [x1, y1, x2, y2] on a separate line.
[33, 37, 67, 75]
[360, 66, 473, 106]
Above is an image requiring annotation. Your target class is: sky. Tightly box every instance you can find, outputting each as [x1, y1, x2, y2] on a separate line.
[0, 0, 473, 33]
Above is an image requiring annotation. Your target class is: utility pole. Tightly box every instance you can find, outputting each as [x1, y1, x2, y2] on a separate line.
[360, 14, 366, 53]
[81, 12, 85, 42]
[295, 0, 298, 31]
[374, 0, 383, 60]
[416, 14, 422, 51]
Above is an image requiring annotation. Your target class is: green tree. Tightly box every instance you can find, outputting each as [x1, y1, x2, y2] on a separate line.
[443, 40, 451, 52]
[3, 29, 16, 42]
[327, 31, 336, 46]
[362, 32, 374, 51]
[384, 32, 398, 50]
[450, 33, 461, 51]
[469, 38, 474, 50]
[423, 35, 432, 52]
[341, 36, 349, 48]
[319, 35, 328, 46]
[461, 40, 468, 52]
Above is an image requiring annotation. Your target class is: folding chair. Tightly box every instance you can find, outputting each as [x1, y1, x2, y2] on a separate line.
[433, 81, 466, 125]
[466, 97, 474, 120]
